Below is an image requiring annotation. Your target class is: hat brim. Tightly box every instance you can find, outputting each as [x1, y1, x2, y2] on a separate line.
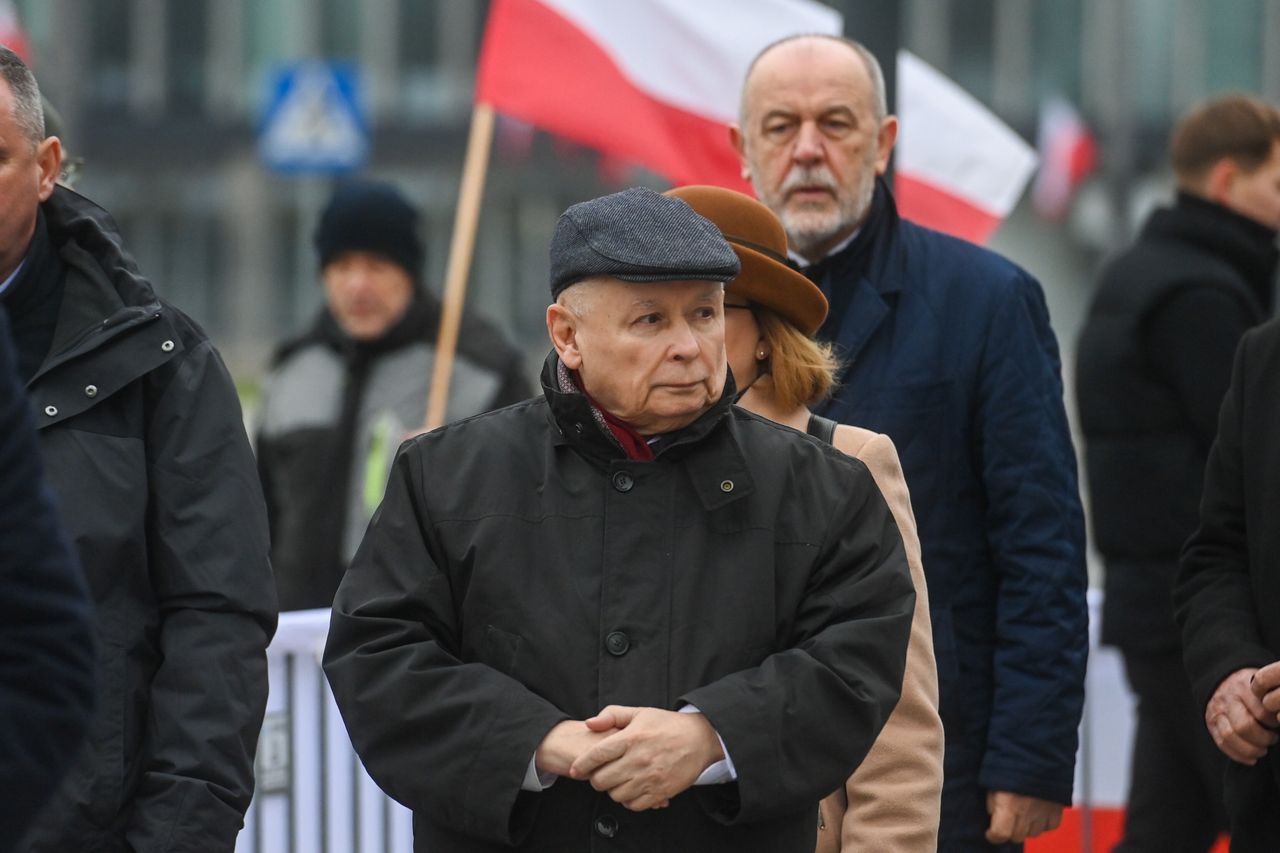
[727, 246, 829, 337]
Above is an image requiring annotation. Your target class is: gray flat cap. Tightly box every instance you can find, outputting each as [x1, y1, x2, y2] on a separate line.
[549, 187, 741, 297]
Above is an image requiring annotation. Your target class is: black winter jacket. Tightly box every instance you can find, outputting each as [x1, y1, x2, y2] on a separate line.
[1077, 193, 1276, 651]
[324, 354, 915, 853]
[13, 188, 277, 852]
[258, 295, 532, 611]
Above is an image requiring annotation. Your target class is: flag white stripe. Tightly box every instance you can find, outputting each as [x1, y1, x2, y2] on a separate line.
[896, 50, 1038, 217]
[541, 0, 841, 123]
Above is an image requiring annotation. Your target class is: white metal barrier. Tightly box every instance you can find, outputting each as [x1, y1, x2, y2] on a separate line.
[237, 609, 413, 853]
[238, 592, 1136, 852]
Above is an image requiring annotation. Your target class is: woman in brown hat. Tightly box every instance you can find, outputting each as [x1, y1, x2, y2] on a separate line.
[667, 185, 944, 852]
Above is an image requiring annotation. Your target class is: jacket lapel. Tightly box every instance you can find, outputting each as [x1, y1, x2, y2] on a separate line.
[829, 274, 890, 386]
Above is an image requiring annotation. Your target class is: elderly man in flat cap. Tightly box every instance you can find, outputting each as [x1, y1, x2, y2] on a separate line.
[324, 187, 914, 853]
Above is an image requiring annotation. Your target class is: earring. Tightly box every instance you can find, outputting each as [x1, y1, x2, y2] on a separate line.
[756, 349, 767, 360]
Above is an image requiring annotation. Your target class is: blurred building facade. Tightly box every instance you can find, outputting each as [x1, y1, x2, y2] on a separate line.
[14, 0, 1280, 378]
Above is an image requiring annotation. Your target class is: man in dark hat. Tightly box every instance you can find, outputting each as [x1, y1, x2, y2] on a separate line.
[256, 178, 531, 611]
[323, 187, 915, 852]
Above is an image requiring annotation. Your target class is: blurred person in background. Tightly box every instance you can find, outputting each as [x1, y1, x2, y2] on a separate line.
[256, 178, 531, 612]
[0, 306, 95, 850]
[1078, 94, 1280, 852]
[667, 184, 944, 852]
[1176, 315, 1280, 852]
[323, 187, 915, 853]
[0, 46, 276, 852]
[734, 34, 1088, 851]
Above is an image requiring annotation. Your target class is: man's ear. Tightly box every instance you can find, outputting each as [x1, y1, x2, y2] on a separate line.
[874, 115, 898, 176]
[1206, 158, 1239, 207]
[546, 302, 583, 370]
[729, 124, 751, 181]
[35, 136, 62, 201]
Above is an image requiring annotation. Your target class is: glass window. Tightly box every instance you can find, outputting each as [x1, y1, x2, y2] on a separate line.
[398, 0, 442, 119]
[1204, 0, 1263, 93]
[88, 0, 131, 109]
[948, 0, 995, 105]
[166, 0, 209, 114]
[1128, 0, 1174, 121]
[1034, 0, 1083, 103]
[320, 0, 360, 60]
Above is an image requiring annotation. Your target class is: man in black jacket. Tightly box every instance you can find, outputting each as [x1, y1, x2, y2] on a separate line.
[0, 47, 277, 851]
[257, 179, 531, 611]
[1077, 94, 1280, 852]
[0, 307, 95, 850]
[324, 187, 915, 852]
[1177, 317, 1280, 851]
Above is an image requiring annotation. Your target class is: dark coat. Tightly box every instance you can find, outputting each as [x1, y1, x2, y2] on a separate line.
[809, 182, 1088, 833]
[1176, 317, 1280, 848]
[257, 294, 532, 612]
[1077, 193, 1276, 652]
[0, 308, 95, 849]
[14, 188, 277, 852]
[323, 354, 916, 853]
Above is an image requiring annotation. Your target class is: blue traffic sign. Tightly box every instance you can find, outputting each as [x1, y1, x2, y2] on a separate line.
[259, 62, 368, 174]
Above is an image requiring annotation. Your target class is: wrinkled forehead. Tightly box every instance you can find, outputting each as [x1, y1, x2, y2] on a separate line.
[742, 38, 875, 120]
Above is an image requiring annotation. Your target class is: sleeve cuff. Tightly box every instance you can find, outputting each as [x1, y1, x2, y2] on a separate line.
[522, 755, 558, 792]
[680, 704, 737, 784]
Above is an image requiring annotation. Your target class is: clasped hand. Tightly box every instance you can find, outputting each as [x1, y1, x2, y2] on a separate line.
[535, 706, 724, 811]
[1205, 666, 1280, 764]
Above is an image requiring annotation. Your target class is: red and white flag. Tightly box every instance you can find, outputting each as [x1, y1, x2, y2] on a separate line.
[894, 50, 1037, 245]
[0, 0, 30, 64]
[1031, 95, 1098, 222]
[475, 0, 841, 190]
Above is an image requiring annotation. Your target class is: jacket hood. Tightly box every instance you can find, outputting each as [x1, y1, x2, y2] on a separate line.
[43, 185, 161, 313]
[28, 187, 181, 412]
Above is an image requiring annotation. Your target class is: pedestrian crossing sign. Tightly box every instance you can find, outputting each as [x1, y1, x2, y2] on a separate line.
[259, 62, 368, 174]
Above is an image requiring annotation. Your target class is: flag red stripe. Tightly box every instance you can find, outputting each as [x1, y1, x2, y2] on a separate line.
[1023, 806, 1229, 853]
[476, 0, 748, 190]
[895, 172, 1004, 245]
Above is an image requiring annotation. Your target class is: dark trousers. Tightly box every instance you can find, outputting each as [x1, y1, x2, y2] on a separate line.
[1222, 757, 1280, 852]
[1113, 649, 1228, 853]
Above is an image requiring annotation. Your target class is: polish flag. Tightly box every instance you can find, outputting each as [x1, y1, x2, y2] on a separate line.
[475, 0, 842, 191]
[0, 0, 31, 64]
[1031, 95, 1098, 222]
[894, 50, 1038, 245]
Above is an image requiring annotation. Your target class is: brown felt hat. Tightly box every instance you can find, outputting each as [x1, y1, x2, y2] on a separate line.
[664, 185, 828, 336]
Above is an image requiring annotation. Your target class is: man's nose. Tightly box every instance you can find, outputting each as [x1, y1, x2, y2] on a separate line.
[668, 320, 702, 361]
[792, 121, 825, 165]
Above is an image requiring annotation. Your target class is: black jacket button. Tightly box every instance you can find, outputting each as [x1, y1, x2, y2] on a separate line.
[594, 814, 619, 838]
[605, 631, 630, 656]
[612, 471, 634, 492]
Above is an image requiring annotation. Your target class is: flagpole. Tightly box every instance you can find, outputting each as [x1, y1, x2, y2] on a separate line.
[423, 102, 496, 432]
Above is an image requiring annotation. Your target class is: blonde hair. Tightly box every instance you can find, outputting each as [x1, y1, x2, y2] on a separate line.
[756, 307, 840, 410]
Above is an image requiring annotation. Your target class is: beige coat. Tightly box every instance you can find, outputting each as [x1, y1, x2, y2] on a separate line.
[815, 427, 944, 853]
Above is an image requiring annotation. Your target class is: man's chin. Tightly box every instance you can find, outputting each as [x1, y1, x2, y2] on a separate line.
[781, 212, 843, 250]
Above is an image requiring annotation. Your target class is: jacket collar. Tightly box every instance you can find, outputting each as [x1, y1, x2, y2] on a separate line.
[539, 351, 752, 503]
[1147, 193, 1280, 311]
[808, 178, 905, 371]
[26, 187, 179, 413]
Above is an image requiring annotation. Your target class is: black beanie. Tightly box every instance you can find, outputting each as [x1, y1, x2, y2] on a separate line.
[314, 179, 425, 280]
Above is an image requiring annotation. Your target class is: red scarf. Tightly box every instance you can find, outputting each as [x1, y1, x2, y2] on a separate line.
[592, 399, 655, 461]
[572, 374, 655, 461]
